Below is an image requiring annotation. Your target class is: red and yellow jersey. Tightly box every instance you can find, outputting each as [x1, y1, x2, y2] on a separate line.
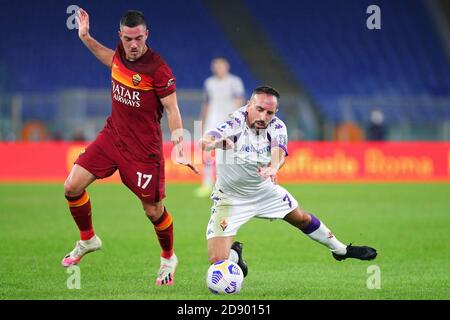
[102, 42, 176, 162]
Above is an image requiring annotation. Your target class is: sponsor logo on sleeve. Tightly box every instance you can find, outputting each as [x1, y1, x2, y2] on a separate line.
[165, 78, 175, 89]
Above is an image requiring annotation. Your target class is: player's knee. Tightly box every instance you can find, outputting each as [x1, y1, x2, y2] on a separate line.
[299, 209, 312, 228]
[144, 209, 157, 220]
[286, 208, 311, 229]
[144, 205, 163, 221]
[63, 179, 84, 196]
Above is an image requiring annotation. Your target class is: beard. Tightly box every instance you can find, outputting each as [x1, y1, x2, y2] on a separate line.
[249, 121, 268, 135]
[250, 121, 267, 129]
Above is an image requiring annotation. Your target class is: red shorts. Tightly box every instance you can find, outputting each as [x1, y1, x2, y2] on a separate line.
[75, 131, 165, 203]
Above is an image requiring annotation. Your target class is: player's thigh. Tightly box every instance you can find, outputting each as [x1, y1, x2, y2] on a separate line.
[206, 189, 255, 240]
[72, 132, 118, 187]
[64, 164, 97, 195]
[118, 160, 165, 204]
[208, 236, 234, 263]
[255, 185, 299, 219]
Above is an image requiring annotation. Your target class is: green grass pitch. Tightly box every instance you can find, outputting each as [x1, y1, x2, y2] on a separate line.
[0, 183, 449, 300]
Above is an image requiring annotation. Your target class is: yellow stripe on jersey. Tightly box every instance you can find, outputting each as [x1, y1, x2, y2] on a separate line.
[112, 61, 153, 91]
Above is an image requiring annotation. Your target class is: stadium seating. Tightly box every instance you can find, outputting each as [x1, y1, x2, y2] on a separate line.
[0, 0, 257, 93]
[244, 0, 450, 124]
[1, 0, 449, 128]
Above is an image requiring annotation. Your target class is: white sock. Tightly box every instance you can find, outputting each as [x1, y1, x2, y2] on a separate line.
[228, 249, 239, 263]
[304, 222, 347, 255]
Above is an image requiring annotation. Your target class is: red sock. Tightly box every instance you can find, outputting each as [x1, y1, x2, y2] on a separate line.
[152, 208, 174, 259]
[66, 190, 95, 241]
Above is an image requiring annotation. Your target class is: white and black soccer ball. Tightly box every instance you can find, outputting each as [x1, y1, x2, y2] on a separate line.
[206, 259, 244, 294]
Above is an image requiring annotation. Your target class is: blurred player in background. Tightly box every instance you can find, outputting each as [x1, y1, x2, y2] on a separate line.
[196, 58, 245, 197]
[61, 8, 198, 286]
[200, 85, 377, 278]
[367, 107, 388, 141]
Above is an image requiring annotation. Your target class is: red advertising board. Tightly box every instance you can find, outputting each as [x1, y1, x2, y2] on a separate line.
[279, 142, 450, 182]
[0, 142, 449, 182]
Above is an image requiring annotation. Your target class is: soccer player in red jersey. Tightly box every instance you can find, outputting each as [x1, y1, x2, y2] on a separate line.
[61, 8, 198, 286]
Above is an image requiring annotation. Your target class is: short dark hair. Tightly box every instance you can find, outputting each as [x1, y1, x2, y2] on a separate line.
[252, 85, 280, 99]
[120, 10, 147, 29]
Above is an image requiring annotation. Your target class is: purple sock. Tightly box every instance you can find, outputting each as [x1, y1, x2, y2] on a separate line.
[301, 214, 321, 234]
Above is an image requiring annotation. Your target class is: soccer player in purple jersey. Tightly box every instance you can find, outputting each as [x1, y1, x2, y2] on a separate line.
[201, 85, 377, 278]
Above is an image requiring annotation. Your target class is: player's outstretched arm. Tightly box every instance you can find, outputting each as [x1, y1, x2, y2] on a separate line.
[200, 135, 234, 151]
[76, 8, 114, 68]
[271, 147, 286, 172]
[161, 92, 199, 174]
[257, 147, 285, 183]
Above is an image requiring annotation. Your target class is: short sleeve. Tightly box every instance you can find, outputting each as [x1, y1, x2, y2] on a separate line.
[232, 76, 245, 99]
[154, 64, 176, 98]
[205, 108, 246, 140]
[269, 119, 289, 156]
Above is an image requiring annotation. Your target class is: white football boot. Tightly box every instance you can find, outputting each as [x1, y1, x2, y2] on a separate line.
[155, 254, 178, 286]
[61, 235, 102, 267]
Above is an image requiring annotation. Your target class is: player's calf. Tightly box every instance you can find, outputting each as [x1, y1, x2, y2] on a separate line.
[286, 210, 348, 255]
